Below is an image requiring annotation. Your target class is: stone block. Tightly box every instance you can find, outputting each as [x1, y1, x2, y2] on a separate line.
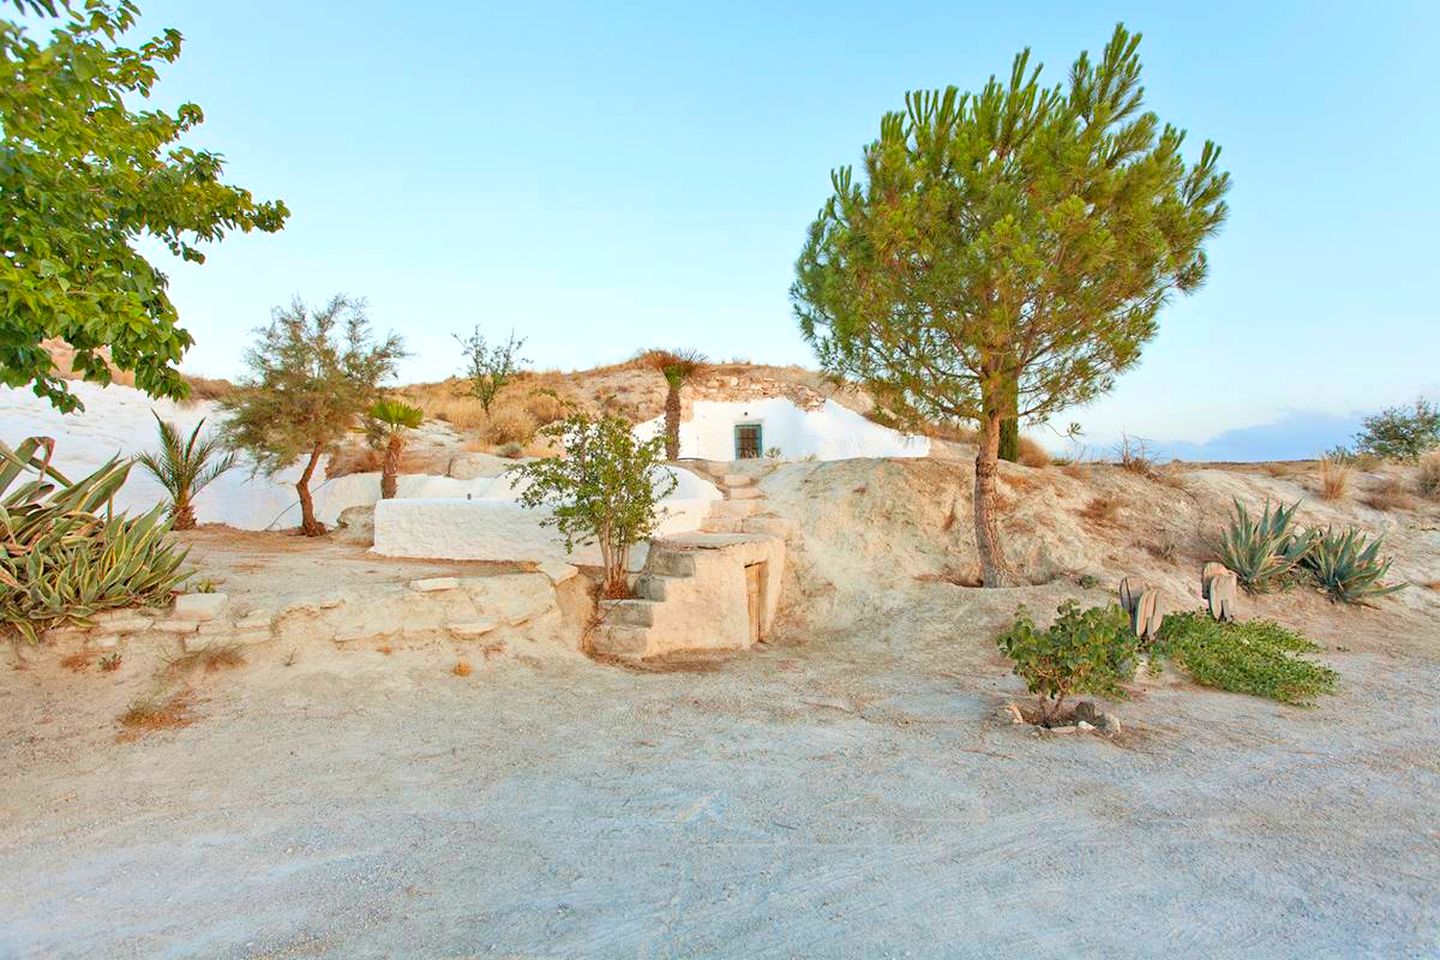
[409, 577, 459, 593]
[172, 592, 228, 622]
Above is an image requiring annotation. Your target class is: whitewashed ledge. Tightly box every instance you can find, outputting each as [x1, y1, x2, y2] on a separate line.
[371, 497, 716, 567]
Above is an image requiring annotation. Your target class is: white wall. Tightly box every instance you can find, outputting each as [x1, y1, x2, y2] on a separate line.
[635, 397, 930, 461]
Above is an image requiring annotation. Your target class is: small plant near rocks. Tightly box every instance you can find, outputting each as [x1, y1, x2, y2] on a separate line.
[1216, 499, 1313, 593]
[1317, 454, 1350, 501]
[1152, 611, 1337, 705]
[994, 601, 1137, 727]
[117, 690, 194, 740]
[1300, 527, 1406, 605]
[98, 652, 122, 672]
[164, 642, 245, 675]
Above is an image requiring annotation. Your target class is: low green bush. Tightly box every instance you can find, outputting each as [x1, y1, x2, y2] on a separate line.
[995, 601, 1138, 725]
[1153, 611, 1337, 705]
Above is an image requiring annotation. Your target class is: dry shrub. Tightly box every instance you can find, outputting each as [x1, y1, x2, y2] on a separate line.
[1418, 452, 1440, 499]
[914, 563, 983, 587]
[525, 389, 569, 427]
[1115, 434, 1156, 477]
[485, 404, 537, 446]
[164, 642, 245, 675]
[1061, 462, 1087, 480]
[1143, 533, 1180, 563]
[1017, 436, 1051, 468]
[181, 375, 236, 402]
[60, 650, 93, 672]
[117, 690, 193, 739]
[453, 660, 473, 677]
[1079, 495, 1121, 527]
[1363, 477, 1416, 513]
[1318, 457, 1350, 501]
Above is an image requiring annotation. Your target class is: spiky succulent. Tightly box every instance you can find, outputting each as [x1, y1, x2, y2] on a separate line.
[1302, 526, 1407, 606]
[1216, 499, 1315, 593]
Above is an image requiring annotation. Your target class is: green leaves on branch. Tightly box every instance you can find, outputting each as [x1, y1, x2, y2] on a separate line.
[994, 601, 1138, 724]
[1153, 611, 1336, 705]
[1, 436, 189, 642]
[510, 413, 676, 597]
[134, 415, 236, 530]
[0, 2, 289, 411]
[455, 327, 528, 414]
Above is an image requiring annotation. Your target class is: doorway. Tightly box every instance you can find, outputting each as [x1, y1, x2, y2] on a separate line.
[744, 561, 767, 643]
[734, 422, 762, 460]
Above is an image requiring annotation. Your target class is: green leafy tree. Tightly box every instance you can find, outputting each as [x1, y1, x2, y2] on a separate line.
[1352, 398, 1440, 462]
[455, 326, 528, 415]
[511, 412, 677, 598]
[134, 413, 236, 530]
[0, 1, 288, 411]
[638, 348, 708, 460]
[995, 601, 1137, 725]
[368, 399, 423, 500]
[221, 296, 405, 536]
[792, 24, 1229, 586]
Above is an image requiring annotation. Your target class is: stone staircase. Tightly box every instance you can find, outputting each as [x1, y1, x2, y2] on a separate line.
[686, 460, 774, 534]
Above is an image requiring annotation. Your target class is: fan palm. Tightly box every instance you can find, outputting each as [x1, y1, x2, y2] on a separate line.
[134, 414, 236, 530]
[370, 399, 424, 499]
[638, 348, 708, 460]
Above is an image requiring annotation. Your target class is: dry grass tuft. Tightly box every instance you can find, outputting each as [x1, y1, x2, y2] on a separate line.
[914, 563, 984, 588]
[1115, 434, 1157, 478]
[1060, 462, 1087, 480]
[117, 690, 194, 739]
[1318, 456, 1350, 501]
[1079, 495, 1121, 527]
[60, 650, 94, 672]
[1418, 452, 1440, 499]
[1363, 477, 1416, 513]
[164, 642, 246, 675]
[1017, 436, 1051, 468]
[453, 660, 473, 677]
[181, 374, 236, 403]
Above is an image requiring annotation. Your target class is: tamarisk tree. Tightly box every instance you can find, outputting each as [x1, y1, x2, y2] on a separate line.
[221, 296, 404, 536]
[792, 24, 1229, 586]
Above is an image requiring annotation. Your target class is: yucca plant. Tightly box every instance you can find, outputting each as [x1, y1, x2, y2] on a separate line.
[368, 399, 424, 499]
[134, 414, 236, 530]
[1302, 526, 1407, 605]
[1216, 499, 1314, 593]
[1, 437, 190, 642]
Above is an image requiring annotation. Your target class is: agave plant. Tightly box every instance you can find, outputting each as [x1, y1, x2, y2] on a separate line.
[134, 414, 236, 530]
[1302, 526, 1407, 605]
[1216, 499, 1315, 593]
[368, 399, 424, 499]
[1, 437, 190, 642]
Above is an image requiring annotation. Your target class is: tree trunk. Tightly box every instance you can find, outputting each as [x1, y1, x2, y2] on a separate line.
[172, 497, 196, 531]
[998, 377, 1019, 462]
[381, 434, 402, 499]
[664, 382, 681, 461]
[973, 411, 1016, 587]
[296, 444, 326, 536]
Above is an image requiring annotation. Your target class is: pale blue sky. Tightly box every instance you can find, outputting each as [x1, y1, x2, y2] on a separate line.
[104, 1, 1440, 456]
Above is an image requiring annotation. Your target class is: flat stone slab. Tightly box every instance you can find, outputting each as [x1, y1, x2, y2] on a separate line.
[409, 577, 459, 593]
[537, 561, 579, 584]
[449, 620, 500, 639]
[172, 593, 228, 622]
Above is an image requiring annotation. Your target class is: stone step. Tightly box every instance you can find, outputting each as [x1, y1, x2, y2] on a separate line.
[633, 574, 679, 602]
[600, 598, 657, 627]
[700, 518, 745, 534]
[647, 550, 697, 578]
[721, 474, 755, 488]
[709, 499, 760, 519]
[592, 625, 652, 659]
[727, 486, 764, 500]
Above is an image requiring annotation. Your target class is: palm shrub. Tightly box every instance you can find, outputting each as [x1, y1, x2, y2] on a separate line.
[1301, 527, 1406, 605]
[510, 412, 677, 598]
[134, 414, 236, 529]
[994, 601, 1137, 725]
[638, 349, 708, 461]
[1, 437, 189, 642]
[368, 399, 423, 499]
[1216, 499, 1314, 592]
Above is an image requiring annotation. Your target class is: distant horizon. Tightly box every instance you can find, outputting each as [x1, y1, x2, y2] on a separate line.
[29, 0, 1435, 460]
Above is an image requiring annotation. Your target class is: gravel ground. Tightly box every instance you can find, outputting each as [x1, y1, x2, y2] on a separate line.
[3, 575, 1437, 959]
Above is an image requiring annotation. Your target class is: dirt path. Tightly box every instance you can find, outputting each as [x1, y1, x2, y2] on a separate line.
[3, 575, 1437, 958]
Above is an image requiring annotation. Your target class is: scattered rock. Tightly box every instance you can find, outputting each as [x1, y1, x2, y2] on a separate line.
[997, 702, 1025, 725]
[150, 619, 201, 634]
[409, 577, 459, 593]
[1045, 724, 1079, 735]
[93, 635, 119, 649]
[450, 620, 500, 640]
[1076, 720, 1096, 731]
[173, 593, 228, 622]
[334, 505, 375, 545]
[1099, 713, 1122, 735]
[538, 561, 579, 585]
[1072, 701, 1101, 725]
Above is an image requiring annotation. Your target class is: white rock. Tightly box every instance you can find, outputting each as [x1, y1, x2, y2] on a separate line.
[409, 577, 459, 593]
[538, 561, 579, 585]
[150, 619, 200, 634]
[93, 635, 119, 649]
[449, 620, 500, 639]
[172, 592, 228, 622]
[1077, 720, 1096, 732]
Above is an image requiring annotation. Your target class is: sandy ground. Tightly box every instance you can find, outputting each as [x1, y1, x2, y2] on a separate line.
[3, 461, 1440, 958]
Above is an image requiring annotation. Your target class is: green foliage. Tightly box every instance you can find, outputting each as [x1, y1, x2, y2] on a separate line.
[0, 437, 189, 642]
[221, 295, 404, 533]
[0, 2, 287, 411]
[134, 414, 235, 530]
[367, 399, 423, 500]
[1216, 499, 1313, 593]
[510, 413, 677, 597]
[791, 24, 1229, 586]
[1353, 398, 1440, 462]
[455, 327, 528, 414]
[1154, 611, 1336, 705]
[369, 399, 423, 431]
[1300, 527, 1406, 605]
[639, 348, 709, 461]
[994, 601, 1137, 723]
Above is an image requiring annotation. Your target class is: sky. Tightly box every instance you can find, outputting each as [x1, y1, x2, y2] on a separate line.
[41, 1, 1440, 458]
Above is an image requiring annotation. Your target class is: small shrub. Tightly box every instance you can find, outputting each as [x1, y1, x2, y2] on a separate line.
[525, 389, 569, 427]
[1419, 452, 1440, 499]
[1145, 534, 1180, 563]
[1301, 527, 1406, 605]
[1362, 477, 1415, 513]
[764, 446, 783, 460]
[453, 659, 473, 677]
[1317, 455, 1349, 501]
[117, 690, 194, 738]
[1115, 433, 1156, 477]
[1153, 611, 1336, 705]
[1216, 499, 1313, 593]
[485, 405, 536, 446]
[994, 601, 1137, 726]
[1079, 495, 1120, 526]
[455, 327, 528, 414]
[496, 441, 525, 459]
[1017, 437, 1051, 468]
[1353, 398, 1440, 462]
[98, 652, 122, 672]
[164, 642, 245, 675]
